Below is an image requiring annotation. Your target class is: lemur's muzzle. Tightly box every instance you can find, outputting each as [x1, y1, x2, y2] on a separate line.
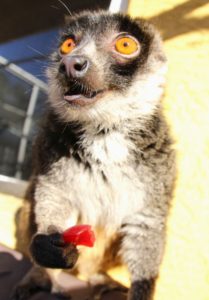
[61, 55, 89, 78]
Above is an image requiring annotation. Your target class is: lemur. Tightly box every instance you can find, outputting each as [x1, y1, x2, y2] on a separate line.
[13, 10, 176, 300]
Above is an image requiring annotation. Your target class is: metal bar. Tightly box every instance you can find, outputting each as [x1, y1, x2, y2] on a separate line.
[0, 56, 48, 92]
[15, 85, 40, 178]
[2, 103, 26, 117]
[109, 0, 129, 13]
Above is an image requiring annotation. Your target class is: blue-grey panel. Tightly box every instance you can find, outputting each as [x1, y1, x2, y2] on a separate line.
[0, 29, 59, 81]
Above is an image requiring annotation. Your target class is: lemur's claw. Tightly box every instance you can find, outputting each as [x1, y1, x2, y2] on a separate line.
[30, 233, 79, 269]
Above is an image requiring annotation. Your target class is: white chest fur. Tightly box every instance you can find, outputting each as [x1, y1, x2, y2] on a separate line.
[82, 130, 132, 164]
[66, 130, 145, 229]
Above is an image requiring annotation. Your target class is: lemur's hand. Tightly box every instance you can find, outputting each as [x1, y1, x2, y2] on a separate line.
[30, 232, 79, 269]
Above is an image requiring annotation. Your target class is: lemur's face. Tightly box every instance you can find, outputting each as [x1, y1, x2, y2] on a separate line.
[47, 11, 167, 126]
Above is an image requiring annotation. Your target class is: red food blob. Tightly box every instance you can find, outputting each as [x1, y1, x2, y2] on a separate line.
[62, 225, 96, 247]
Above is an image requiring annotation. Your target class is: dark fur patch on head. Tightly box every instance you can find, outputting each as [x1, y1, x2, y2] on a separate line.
[111, 14, 155, 79]
[64, 12, 116, 39]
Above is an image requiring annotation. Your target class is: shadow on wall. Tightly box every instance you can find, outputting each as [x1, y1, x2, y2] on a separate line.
[148, 0, 209, 40]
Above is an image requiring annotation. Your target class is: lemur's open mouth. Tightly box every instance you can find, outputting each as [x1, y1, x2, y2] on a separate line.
[64, 81, 103, 106]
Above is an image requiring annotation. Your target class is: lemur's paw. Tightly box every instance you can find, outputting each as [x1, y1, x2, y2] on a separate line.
[30, 233, 79, 269]
[10, 281, 50, 300]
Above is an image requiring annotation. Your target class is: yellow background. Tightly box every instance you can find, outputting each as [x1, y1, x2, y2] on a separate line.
[128, 1, 209, 299]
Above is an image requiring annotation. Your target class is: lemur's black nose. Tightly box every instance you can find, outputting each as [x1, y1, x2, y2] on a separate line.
[61, 56, 89, 78]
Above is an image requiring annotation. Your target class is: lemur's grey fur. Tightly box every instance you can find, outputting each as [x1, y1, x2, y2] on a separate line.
[13, 10, 176, 300]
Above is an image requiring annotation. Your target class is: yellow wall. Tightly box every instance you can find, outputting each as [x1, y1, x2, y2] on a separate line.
[128, 1, 209, 299]
[0, 193, 22, 248]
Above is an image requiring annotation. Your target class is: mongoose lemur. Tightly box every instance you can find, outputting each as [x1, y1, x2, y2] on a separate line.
[13, 10, 176, 300]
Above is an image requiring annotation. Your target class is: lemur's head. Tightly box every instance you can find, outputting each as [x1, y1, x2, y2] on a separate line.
[47, 11, 167, 127]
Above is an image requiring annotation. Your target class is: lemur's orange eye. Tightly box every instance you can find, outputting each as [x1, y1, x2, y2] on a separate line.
[60, 38, 76, 55]
[115, 36, 139, 55]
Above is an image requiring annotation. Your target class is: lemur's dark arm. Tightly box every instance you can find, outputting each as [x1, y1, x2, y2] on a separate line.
[26, 113, 82, 269]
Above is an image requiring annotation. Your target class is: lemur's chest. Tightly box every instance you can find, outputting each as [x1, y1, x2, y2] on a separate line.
[45, 132, 145, 281]
[63, 131, 145, 228]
